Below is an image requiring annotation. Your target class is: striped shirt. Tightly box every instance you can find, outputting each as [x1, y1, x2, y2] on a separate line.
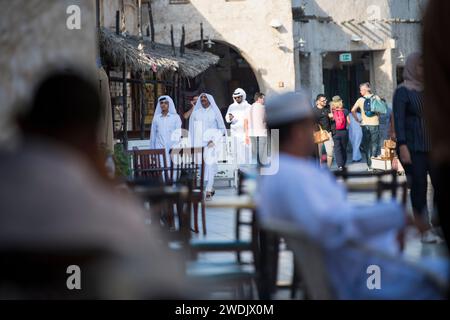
[393, 86, 432, 152]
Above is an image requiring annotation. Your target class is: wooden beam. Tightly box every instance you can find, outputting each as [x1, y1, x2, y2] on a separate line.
[180, 25, 185, 56]
[140, 73, 146, 140]
[170, 25, 176, 56]
[200, 22, 204, 52]
[122, 61, 128, 149]
[147, 1, 155, 43]
[115, 10, 120, 35]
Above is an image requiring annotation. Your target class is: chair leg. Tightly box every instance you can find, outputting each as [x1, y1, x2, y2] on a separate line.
[291, 264, 299, 299]
[167, 203, 175, 229]
[201, 200, 207, 235]
[193, 202, 199, 233]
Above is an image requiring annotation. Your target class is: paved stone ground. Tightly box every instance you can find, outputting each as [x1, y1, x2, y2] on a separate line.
[194, 160, 448, 299]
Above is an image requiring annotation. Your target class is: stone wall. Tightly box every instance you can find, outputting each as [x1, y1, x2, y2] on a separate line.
[147, 0, 296, 95]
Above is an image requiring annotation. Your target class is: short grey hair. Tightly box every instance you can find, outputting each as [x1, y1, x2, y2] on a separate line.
[360, 82, 372, 93]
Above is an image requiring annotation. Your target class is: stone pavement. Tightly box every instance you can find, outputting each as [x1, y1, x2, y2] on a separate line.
[194, 161, 448, 299]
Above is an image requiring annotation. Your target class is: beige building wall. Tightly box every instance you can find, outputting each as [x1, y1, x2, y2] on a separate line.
[0, 0, 97, 145]
[148, 0, 296, 96]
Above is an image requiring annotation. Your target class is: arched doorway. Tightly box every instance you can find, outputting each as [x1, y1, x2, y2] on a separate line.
[186, 41, 260, 118]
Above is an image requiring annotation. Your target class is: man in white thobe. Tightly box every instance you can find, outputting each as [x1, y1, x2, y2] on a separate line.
[189, 93, 226, 199]
[149, 95, 182, 162]
[249, 92, 268, 165]
[258, 92, 448, 299]
[226, 88, 251, 166]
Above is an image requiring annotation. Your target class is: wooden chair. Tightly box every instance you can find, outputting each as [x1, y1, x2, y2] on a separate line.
[334, 169, 408, 205]
[130, 148, 170, 183]
[129, 148, 174, 227]
[259, 219, 335, 300]
[186, 170, 261, 299]
[169, 147, 207, 235]
[189, 170, 255, 262]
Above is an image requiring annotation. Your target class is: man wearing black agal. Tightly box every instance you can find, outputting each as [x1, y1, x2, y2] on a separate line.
[314, 94, 334, 168]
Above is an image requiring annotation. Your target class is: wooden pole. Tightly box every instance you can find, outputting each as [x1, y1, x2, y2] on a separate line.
[95, 0, 100, 30]
[122, 60, 128, 149]
[138, 0, 143, 38]
[115, 10, 120, 35]
[147, 0, 155, 43]
[140, 73, 146, 140]
[200, 22, 204, 52]
[170, 24, 176, 56]
[180, 25, 185, 56]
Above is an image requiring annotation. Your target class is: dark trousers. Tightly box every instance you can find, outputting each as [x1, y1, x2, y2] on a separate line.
[333, 130, 349, 168]
[434, 164, 450, 251]
[362, 125, 380, 167]
[402, 152, 436, 218]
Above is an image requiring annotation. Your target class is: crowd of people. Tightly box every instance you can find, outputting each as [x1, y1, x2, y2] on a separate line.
[149, 88, 267, 200]
[0, 0, 449, 301]
[312, 52, 442, 244]
[314, 82, 386, 172]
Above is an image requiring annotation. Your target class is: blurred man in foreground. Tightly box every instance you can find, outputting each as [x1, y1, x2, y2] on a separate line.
[258, 92, 448, 299]
[0, 71, 186, 299]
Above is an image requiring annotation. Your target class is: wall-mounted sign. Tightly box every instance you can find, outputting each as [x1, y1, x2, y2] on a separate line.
[339, 53, 352, 63]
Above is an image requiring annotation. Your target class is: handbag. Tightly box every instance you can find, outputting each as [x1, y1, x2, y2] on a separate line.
[314, 125, 330, 144]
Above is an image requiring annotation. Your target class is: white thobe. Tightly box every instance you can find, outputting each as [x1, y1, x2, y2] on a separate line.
[258, 153, 448, 299]
[191, 106, 225, 192]
[226, 103, 251, 165]
[150, 113, 182, 162]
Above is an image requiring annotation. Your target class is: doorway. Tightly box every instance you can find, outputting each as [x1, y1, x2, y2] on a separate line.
[322, 51, 371, 109]
[186, 41, 260, 117]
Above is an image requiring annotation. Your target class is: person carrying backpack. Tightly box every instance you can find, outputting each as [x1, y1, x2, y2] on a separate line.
[330, 96, 350, 170]
[351, 83, 385, 170]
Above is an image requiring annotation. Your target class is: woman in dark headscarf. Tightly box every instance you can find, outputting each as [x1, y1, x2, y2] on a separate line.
[393, 52, 440, 243]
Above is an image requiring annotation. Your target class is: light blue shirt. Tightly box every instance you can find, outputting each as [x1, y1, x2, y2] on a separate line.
[149, 113, 181, 151]
[258, 153, 448, 299]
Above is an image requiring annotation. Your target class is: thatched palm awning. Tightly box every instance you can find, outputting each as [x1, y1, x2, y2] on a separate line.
[99, 28, 219, 77]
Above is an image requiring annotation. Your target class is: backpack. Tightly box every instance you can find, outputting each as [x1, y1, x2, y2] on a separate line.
[364, 95, 388, 117]
[363, 96, 376, 117]
[333, 109, 347, 130]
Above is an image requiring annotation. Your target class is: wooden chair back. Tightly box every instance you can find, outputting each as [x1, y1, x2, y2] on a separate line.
[259, 219, 335, 300]
[169, 147, 205, 191]
[130, 148, 169, 183]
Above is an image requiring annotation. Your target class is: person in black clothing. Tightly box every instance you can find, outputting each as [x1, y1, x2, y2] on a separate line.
[313, 94, 334, 168]
[423, 0, 450, 297]
[330, 96, 349, 170]
[393, 52, 441, 244]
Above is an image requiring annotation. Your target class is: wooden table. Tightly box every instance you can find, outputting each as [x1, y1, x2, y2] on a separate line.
[206, 195, 256, 210]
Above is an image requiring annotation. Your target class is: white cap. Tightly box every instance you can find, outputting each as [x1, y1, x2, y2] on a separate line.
[265, 91, 314, 128]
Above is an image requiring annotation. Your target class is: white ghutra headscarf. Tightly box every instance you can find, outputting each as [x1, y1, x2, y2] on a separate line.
[155, 95, 178, 116]
[232, 88, 247, 101]
[189, 93, 226, 147]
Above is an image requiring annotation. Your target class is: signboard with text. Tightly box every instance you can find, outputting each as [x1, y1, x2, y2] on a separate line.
[339, 53, 352, 63]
